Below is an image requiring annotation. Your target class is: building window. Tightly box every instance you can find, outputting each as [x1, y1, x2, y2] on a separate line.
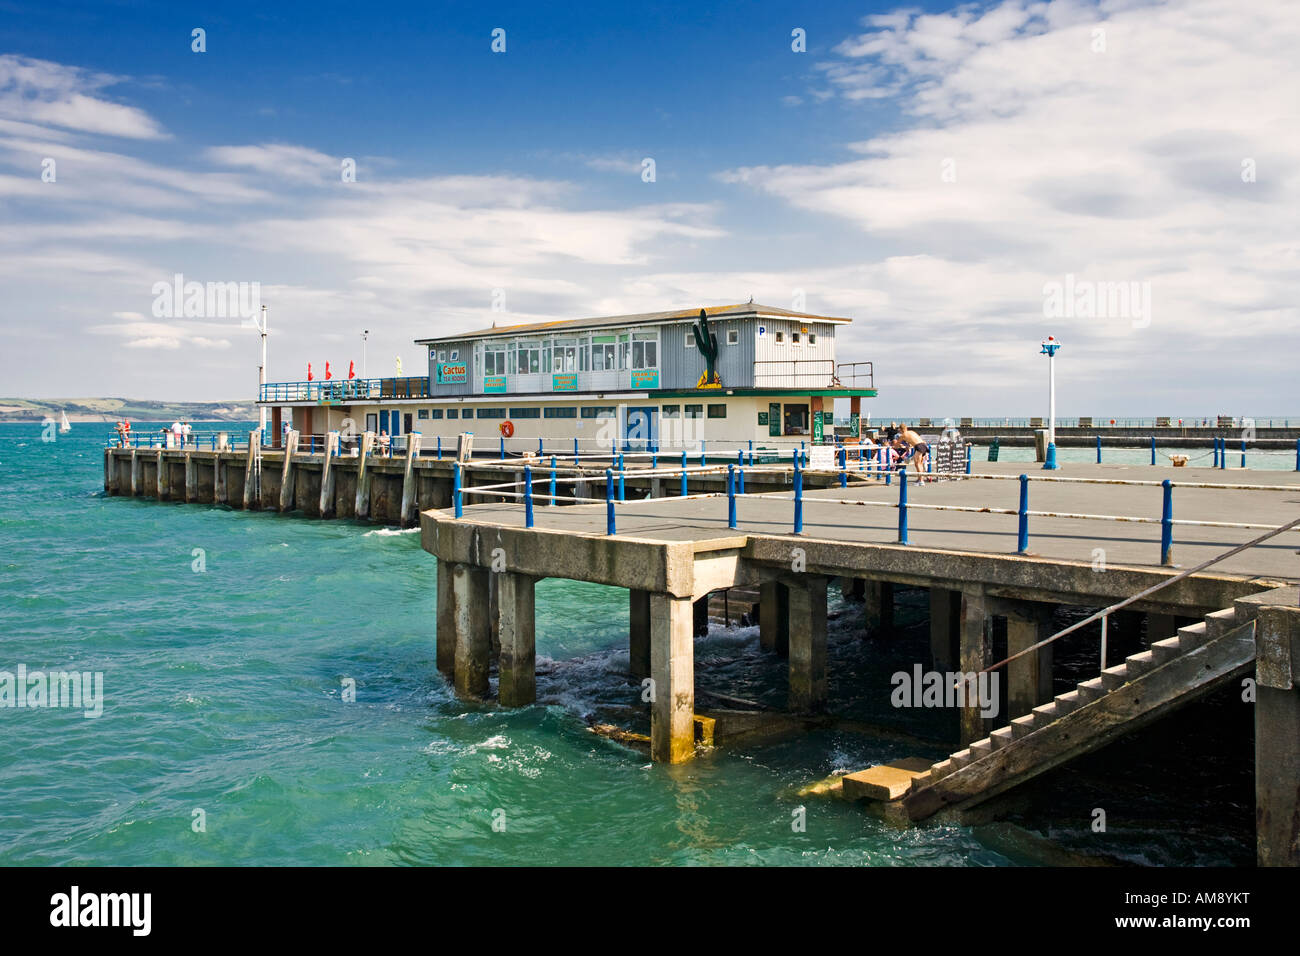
[446, 408, 458, 419]
[517, 344, 541, 374]
[581, 406, 616, 419]
[477, 407, 507, 419]
[437, 350, 446, 362]
[775, 331, 785, 344]
[591, 336, 617, 371]
[707, 404, 727, 419]
[685, 332, 694, 348]
[418, 409, 430, 419]
[544, 406, 577, 419]
[661, 404, 680, 418]
[448, 349, 459, 361]
[631, 332, 658, 369]
[510, 407, 541, 419]
[791, 332, 801, 344]
[684, 404, 703, 418]
[428, 408, 444, 419]
[808, 333, 817, 345]
[726, 329, 738, 345]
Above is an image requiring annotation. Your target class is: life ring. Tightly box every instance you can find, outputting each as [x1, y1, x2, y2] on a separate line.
[500, 420, 514, 438]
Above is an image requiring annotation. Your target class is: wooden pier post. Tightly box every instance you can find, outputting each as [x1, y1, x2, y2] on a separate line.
[959, 587, 994, 744]
[1006, 604, 1053, 719]
[1255, 603, 1300, 866]
[629, 589, 651, 679]
[319, 431, 338, 518]
[278, 429, 298, 512]
[864, 580, 893, 639]
[496, 572, 537, 707]
[155, 450, 168, 500]
[452, 562, 491, 699]
[930, 587, 957, 670]
[242, 431, 259, 509]
[650, 593, 695, 764]
[788, 575, 828, 713]
[400, 432, 422, 525]
[759, 581, 789, 656]
[354, 431, 375, 519]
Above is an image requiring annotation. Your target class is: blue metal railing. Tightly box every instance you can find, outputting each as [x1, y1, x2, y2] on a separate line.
[258, 377, 430, 403]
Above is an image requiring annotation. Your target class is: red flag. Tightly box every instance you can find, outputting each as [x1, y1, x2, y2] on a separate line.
[325, 361, 332, 380]
[348, 360, 355, 380]
[307, 363, 313, 381]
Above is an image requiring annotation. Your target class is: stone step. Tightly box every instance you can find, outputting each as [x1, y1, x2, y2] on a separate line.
[1101, 663, 1130, 691]
[1053, 690, 1082, 715]
[1077, 677, 1106, 703]
[948, 748, 973, 770]
[1031, 702, 1059, 727]
[1204, 607, 1239, 639]
[842, 756, 935, 801]
[1125, 649, 1157, 676]
[1150, 636, 1183, 665]
[990, 727, 1014, 751]
[1010, 715, 1037, 739]
[1178, 621, 1210, 651]
[929, 758, 957, 781]
[969, 737, 993, 759]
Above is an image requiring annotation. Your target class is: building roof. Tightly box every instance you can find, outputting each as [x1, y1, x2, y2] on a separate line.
[414, 302, 852, 345]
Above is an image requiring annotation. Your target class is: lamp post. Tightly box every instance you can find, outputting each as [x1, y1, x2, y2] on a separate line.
[1041, 335, 1061, 470]
[362, 330, 369, 380]
[255, 304, 268, 441]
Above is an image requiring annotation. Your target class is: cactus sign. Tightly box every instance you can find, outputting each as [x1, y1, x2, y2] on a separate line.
[693, 309, 721, 388]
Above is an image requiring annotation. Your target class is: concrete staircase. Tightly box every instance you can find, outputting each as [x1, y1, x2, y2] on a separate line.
[871, 603, 1260, 822]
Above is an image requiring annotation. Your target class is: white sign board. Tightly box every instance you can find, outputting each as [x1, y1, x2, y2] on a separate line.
[808, 446, 836, 470]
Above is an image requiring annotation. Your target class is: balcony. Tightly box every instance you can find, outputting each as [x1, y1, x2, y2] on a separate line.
[259, 377, 431, 403]
[753, 360, 874, 390]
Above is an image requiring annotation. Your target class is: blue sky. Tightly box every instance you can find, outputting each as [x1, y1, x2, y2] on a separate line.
[2, 0, 1296, 415]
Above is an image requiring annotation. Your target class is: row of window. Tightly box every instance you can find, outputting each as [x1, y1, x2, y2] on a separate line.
[416, 404, 729, 420]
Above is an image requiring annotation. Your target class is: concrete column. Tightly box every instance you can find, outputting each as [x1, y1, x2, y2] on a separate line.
[959, 587, 994, 744]
[435, 559, 455, 677]
[319, 431, 338, 518]
[129, 449, 140, 496]
[452, 563, 491, 699]
[155, 450, 168, 500]
[650, 477, 662, 498]
[488, 572, 501, 663]
[1255, 605, 1300, 866]
[354, 431, 375, 519]
[650, 592, 695, 764]
[496, 572, 536, 708]
[629, 589, 651, 680]
[863, 580, 893, 639]
[400, 432, 422, 525]
[1007, 614, 1053, 719]
[788, 575, 829, 713]
[214, 453, 228, 505]
[1146, 612, 1177, 641]
[278, 429, 298, 511]
[929, 587, 957, 670]
[242, 431, 259, 509]
[759, 581, 789, 656]
[185, 451, 198, 502]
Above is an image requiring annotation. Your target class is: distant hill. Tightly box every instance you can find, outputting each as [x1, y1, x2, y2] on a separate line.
[0, 398, 257, 423]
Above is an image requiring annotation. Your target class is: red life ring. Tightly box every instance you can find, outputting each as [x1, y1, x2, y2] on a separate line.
[500, 420, 514, 438]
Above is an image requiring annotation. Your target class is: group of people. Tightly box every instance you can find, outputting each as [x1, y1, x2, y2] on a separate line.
[869, 422, 931, 475]
[169, 420, 194, 448]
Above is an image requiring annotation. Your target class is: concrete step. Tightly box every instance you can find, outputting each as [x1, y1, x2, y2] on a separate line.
[990, 727, 1014, 751]
[1101, 663, 1130, 691]
[1031, 702, 1058, 727]
[929, 758, 957, 781]
[1178, 621, 1210, 651]
[1204, 607, 1239, 639]
[1053, 690, 1082, 715]
[842, 756, 935, 801]
[1150, 636, 1183, 665]
[969, 738, 993, 759]
[1125, 649, 1157, 676]
[1010, 715, 1037, 739]
[948, 749, 973, 770]
[1076, 677, 1106, 703]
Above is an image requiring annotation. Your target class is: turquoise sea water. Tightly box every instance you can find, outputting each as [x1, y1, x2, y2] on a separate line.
[0, 423, 1254, 866]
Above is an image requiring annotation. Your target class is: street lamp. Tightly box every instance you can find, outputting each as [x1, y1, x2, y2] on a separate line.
[1040, 335, 1061, 470]
[362, 330, 369, 379]
[254, 304, 269, 441]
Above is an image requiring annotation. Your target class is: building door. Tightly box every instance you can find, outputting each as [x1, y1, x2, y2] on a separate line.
[366, 413, 378, 434]
[783, 403, 809, 436]
[404, 413, 413, 434]
[625, 406, 658, 450]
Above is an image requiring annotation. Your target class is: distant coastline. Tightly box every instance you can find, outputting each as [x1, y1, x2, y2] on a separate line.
[0, 398, 255, 423]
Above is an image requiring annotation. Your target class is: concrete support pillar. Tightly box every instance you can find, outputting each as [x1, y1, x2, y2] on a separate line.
[129, 449, 140, 496]
[959, 587, 994, 745]
[488, 572, 501, 663]
[650, 477, 662, 499]
[863, 580, 893, 639]
[435, 559, 455, 677]
[693, 594, 709, 637]
[242, 431, 259, 509]
[186, 452, 198, 502]
[788, 575, 829, 713]
[278, 429, 298, 511]
[1007, 614, 1053, 719]
[1255, 605, 1300, 866]
[452, 563, 491, 699]
[839, 577, 864, 601]
[649, 593, 695, 764]
[319, 431, 338, 518]
[496, 572, 536, 708]
[929, 587, 957, 670]
[214, 453, 228, 505]
[400, 432, 422, 525]
[354, 431, 375, 519]
[1146, 612, 1177, 642]
[155, 450, 168, 500]
[759, 581, 789, 656]
[629, 589, 651, 680]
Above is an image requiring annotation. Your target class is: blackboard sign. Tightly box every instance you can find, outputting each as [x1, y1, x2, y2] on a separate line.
[988, 437, 1000, 462]
[757, 412, 768, 425]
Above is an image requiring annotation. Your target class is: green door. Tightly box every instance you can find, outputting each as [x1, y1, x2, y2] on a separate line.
[768, 403, 780, 437]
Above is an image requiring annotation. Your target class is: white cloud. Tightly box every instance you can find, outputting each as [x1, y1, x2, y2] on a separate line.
[0, 55, 166, 139]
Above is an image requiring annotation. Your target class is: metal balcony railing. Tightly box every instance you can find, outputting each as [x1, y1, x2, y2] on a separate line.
[258, 377, 431, 403]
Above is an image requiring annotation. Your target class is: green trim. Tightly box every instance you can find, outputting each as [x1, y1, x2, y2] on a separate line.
[650, 388, 878, 399]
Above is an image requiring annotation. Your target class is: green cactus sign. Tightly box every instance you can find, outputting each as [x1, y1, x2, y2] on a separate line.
[693, 308, 722, 388]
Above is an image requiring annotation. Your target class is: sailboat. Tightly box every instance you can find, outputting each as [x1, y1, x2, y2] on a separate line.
[59, 410, 71, 433]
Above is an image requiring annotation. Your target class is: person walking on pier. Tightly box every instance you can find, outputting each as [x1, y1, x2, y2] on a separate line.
[898, 424, 931, 477]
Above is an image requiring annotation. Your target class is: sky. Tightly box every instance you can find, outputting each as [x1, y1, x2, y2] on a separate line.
[1, 0, 1296, 416]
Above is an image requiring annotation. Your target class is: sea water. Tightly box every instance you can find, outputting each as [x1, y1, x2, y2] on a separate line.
[0, 423, 1253, 865]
